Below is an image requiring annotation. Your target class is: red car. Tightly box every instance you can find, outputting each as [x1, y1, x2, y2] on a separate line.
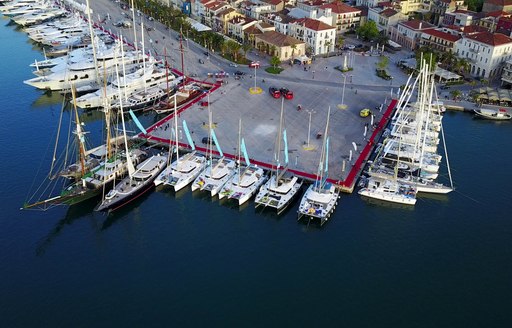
[280, 88, 293, 100]
[249, 61, 260, 68]
[269, 87, 281, 98]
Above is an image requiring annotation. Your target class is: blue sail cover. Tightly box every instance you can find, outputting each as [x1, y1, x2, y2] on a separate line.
[283, 129, 289, 165]
[182, 120, 195, 150]
[129, 110, 148, 135]
[241, 138, 250, 166]
[210, 129, 223, 157]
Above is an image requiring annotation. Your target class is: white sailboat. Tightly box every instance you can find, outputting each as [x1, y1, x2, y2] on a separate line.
[254, 98, 303, 214]
[191, 97, 236, 197]
[298, 107, 340, 225]
[219, 119, 267, 205]
[154, 94, 206, 191]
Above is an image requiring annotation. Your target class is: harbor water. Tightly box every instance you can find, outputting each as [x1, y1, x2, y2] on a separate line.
[1, 17, 511, 327]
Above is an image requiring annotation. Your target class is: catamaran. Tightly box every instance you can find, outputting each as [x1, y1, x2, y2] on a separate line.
[298, 107, 340, 225]
[191, 98, 236, 197]
[254, 98, 303, 214]
[154, 94, 206, 192]
[219, 119, 267, 205]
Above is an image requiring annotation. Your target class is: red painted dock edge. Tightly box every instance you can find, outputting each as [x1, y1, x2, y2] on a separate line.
[140, 99, 397, 194]
[338, 99, 398, 192]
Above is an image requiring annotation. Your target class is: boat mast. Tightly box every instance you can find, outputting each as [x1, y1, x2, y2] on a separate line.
[71, 85, 87, 178]
[84, 0, 99, 85]
[179, 26, 185, 87]
[316, 107, 331, 190]
[237, 118, 242, 184]
[130, 0, 138, 53]
[275, 97, 285, 182]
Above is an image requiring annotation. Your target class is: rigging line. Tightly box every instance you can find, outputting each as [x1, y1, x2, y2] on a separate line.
[49, 93, 68, 177]
[62, 100, 73, 173]
[25, 102, 67, 205]
[453, 188, 482, 204]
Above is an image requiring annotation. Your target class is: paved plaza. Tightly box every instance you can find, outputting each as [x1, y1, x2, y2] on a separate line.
[88, 1, 412, 191]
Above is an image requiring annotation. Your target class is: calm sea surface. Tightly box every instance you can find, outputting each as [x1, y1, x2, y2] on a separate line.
[1, 17, 511, 327]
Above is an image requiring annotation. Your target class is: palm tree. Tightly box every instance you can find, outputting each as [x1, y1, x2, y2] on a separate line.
[270, 56, 281, 68]
[324, 40, 332, 54]
[290, 44, 297, 59]
[450, 89, 462, 101]
[336, 36, 345, 49]
[242, 43, 252, 60]
[270, 45, 277, 56]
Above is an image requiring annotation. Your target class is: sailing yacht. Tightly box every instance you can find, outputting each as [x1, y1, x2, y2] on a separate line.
[191, 100, 236, 197]
[154, 95, 206, 191]
[359, 177, 417, 205]
[219, 120, 267, 205]
[254, 98, 303, 214]
[95, 98, 166, 212]
[298, 108, 340, 225]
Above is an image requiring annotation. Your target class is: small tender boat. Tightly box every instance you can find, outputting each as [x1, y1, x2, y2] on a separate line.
[474, 108, 512, 121]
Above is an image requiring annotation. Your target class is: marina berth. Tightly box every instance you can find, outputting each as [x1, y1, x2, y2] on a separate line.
[155, 150, 206, 191]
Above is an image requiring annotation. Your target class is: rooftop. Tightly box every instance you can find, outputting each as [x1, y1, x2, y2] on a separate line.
[464, 31, 512, 46]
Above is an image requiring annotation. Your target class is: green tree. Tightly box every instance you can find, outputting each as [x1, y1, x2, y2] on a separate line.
[336, 36, 345, 49]
[290, 44, 297, 58]
[450, 89, 462, 100]
[466, 0, 484, 12]
[270, 56, 281, 68]
[377, 56, 389, 70]
[356, 21, 379, 41]
[242, 43, 252, 60]
[270, 45, 277, 56]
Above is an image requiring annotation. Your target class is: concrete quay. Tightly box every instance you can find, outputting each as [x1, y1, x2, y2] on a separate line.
[84, 1, 408, 192]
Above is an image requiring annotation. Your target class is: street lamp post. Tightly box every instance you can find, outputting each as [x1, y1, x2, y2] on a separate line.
[306, 109, 316, 148]
[337, 74, 347, 109]
[254, 65, 257, 90]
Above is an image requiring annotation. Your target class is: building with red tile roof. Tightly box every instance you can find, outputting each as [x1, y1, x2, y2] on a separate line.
[318, 2, 361, 33]
[288, 18, 336, 55]
[455, 31, 512, 78]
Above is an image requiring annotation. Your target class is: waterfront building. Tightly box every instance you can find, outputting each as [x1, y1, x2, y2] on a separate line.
[288, 17, 336, 55]
[318, 1, 362, 34]
[254, 30, 305, 60]
[419, 28, 461, 53]
[367, 7, 407, 33]
[455, 31, 512, 78]
[389, 19, 435, 51]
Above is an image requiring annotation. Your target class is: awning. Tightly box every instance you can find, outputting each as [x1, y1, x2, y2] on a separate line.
[186, 17, 211, 32]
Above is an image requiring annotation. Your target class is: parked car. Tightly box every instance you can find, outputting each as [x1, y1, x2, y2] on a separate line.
[269, 87, 281, 98]
[280, 88, 293, 100]
[199, 59, 204, 64]
[202, 136, 212, 144]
